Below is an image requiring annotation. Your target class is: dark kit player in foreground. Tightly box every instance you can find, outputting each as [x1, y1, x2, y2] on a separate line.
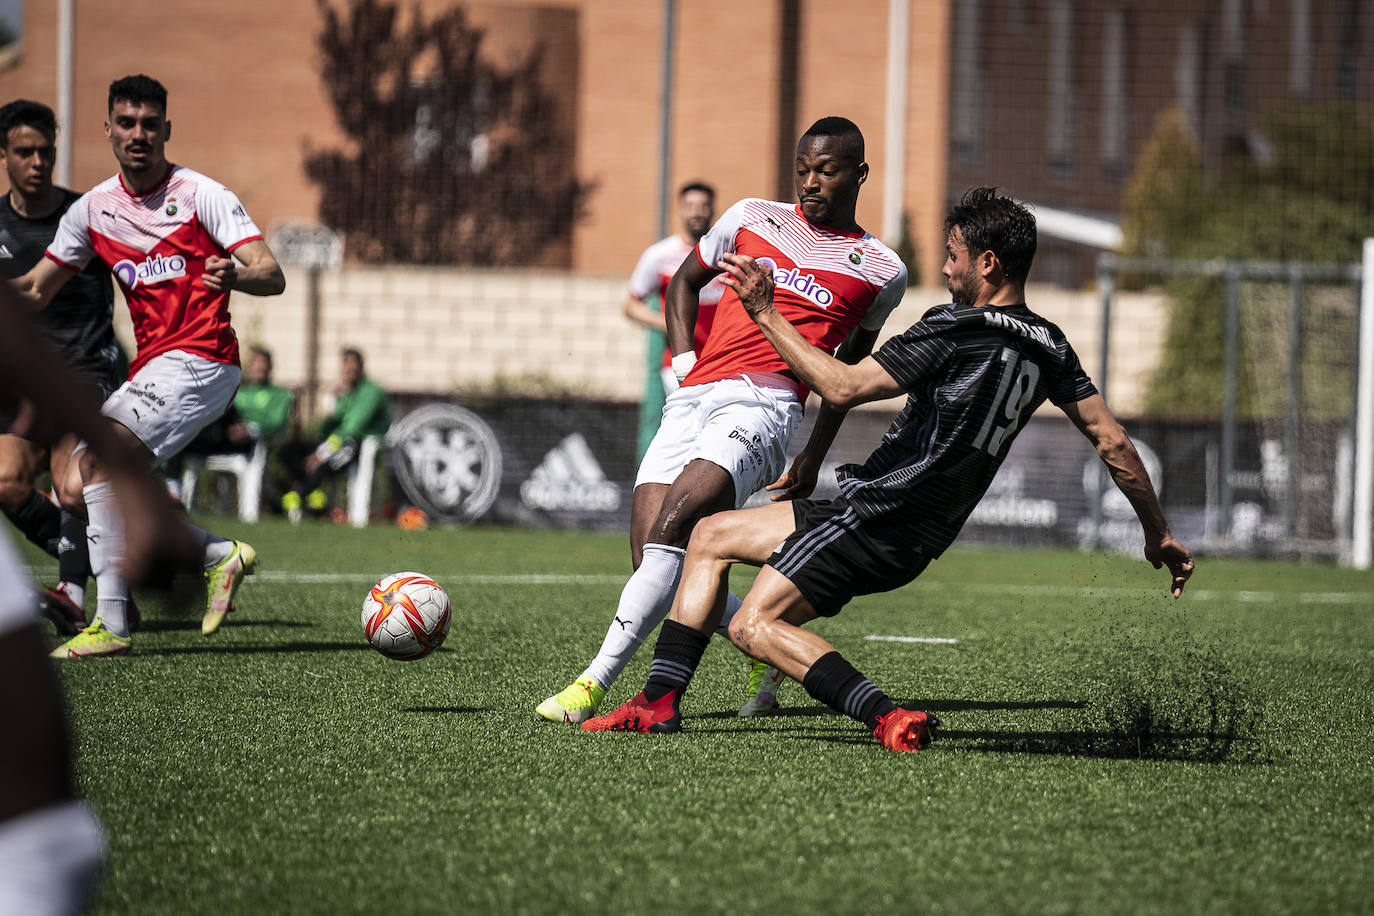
[583, 188, 1195, 751]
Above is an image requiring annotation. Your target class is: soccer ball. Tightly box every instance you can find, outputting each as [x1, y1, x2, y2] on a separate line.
[361, 572, 452, 660]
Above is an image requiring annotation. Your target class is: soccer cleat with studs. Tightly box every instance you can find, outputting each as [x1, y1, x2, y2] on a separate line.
[873, 708, 939, 752]
[536, 676, 606, 724]
[581, 690, 682, 734]
[49, 620, 132, 659]
[203, 540, 256, 636]
[737, 659, 783, 717]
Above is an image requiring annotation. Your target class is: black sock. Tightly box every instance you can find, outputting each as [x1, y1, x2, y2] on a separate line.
[57, 511, 91, 589]
[5, 490, 62, 557]
[802, 651, 896, 729]
[643, 619, 710, 701]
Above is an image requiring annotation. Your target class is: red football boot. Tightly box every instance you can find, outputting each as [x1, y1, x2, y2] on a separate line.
[581, 690, 682, 733]
[873, 708, 939, 752]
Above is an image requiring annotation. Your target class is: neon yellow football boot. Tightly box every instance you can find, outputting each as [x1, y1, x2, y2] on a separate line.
[737, 659, 782, 716]
[536, 676, 606, 724]
[203, 540, 257, 635]
[50, 620, 131, 659]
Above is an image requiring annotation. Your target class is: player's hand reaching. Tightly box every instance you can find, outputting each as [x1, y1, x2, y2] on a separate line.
[765, 450, 821, 501]
[1145, 535, 1194, 598]
[202, 256, 237, 292]
[717, 253, 776, 319]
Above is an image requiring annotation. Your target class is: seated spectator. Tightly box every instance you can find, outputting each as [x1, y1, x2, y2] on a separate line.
[280, 347, 390, 523]
[230, 346, 295, 450]
[167, 345, 294, 506]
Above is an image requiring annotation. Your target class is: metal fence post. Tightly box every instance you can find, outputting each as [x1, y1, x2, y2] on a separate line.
[1219, 266, 1240, 540]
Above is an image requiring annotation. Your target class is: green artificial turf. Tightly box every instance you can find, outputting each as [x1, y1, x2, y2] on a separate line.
[34, 519, 1374, 914]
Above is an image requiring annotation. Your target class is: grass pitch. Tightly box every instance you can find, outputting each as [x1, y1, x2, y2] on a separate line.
[32, 519, 1374, 914]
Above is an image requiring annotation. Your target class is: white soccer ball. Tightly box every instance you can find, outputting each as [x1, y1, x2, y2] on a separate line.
[361, 572, 452, 660]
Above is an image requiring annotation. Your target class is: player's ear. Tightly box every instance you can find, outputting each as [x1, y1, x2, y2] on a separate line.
[164, 120, 171, 141]
[856, 161, 869, 186]
[978, 248, 999, 280]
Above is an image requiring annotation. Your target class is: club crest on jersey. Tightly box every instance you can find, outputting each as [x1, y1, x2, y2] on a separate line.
[112, 253, 188, 289]
[755, 257, 834, 308]
[165, 198, 178, 217]
[849, 250, 862, 265]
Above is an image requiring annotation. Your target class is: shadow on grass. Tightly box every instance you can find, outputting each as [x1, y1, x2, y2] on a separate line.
[404, 706, 491, 714]
[136, 618, 313, 633]
[694, 697, 1085, 721]
[133, 641, 460, 655]
[928, 727, 1264, 763]
[693, 695, 1262, 763]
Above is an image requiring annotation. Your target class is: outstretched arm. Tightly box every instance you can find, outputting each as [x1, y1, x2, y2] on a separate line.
[719, 253, 904, 410]
[766, 323, 881, 500]
[1061, 394, 1194, 597]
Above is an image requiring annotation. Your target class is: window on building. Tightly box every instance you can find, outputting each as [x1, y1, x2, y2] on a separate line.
[1289, 0, 1312, 99]
[1174, 22, 1201, 138]
[1100, 7, 1129, 184]
[1222, 0, 1247, 117]
[1047, 0, 1077, 179]
[1337, 0, 1361, 101]
[951, 0, 984, 166]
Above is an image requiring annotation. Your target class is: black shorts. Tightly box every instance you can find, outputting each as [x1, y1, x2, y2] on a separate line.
[766, 497, 930, 617]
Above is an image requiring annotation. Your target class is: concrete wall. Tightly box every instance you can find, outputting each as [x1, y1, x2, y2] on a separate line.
[114, 269, 1166, 420]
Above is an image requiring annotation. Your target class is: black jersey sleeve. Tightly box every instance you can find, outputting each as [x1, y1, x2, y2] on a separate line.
[870, 305, 958, 392]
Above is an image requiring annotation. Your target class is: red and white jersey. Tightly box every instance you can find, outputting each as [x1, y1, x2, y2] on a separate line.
[689, 198, 907, 397]
[46, 165, 263, 376]
[627, 233, 726, 369]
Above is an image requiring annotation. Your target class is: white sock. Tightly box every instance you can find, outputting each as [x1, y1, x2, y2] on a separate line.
[582, 544, 685, 690]
[715, 591, 744, 636]
[0, 800, 105, 916]
[190, 523, 232, 570]
[83, 483, 129, 638]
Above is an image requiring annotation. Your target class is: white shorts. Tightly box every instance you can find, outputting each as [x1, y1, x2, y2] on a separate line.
[101, 351, 242, 461]
[636, 373, 803, 508]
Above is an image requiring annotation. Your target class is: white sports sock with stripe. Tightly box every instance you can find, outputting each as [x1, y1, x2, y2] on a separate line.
[582, 543, 684, 690]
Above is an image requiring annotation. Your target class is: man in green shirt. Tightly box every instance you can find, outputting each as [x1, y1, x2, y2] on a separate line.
[230, 346, 294, 446]
[281, 348, 390, 523]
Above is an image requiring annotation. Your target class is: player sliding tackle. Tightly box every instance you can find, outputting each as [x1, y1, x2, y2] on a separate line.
[583, 187, 1195, 751]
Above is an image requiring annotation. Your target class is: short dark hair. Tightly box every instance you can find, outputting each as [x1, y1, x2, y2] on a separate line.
[108, 75, 168, 115]
[800, 116, 865, 163]
[248, 345, 273, 367]
[0, 99, 57, 147]
[944, 187, 1038, 285]
[678, 181, 714, 200]
[342, 347, 364, 366]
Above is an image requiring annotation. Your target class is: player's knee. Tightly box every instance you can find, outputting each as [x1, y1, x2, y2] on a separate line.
[0, 476, 31, 513]
[727, 604, 766, 652]
[685, 512, 731, 558]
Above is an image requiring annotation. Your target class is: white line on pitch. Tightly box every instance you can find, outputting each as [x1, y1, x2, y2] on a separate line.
[251, 571, 627, 585]
[866, 635, 959, 644]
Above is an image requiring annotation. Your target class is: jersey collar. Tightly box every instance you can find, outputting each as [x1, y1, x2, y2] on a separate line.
[117, 162, 176, 200]
[793, 204, 865, 240]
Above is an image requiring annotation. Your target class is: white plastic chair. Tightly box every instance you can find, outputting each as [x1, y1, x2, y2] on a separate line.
[179, 440, 270, 523]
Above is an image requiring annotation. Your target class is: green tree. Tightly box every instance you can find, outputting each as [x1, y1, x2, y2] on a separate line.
[1123, 105, 1370, 420]
[305, 0, 593, 266]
